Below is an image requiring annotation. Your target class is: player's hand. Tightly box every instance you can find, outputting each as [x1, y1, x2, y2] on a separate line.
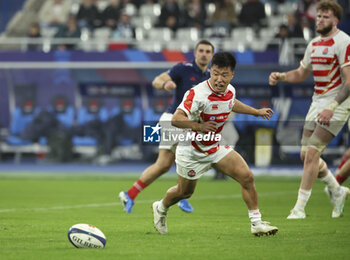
[164, 81, 177, 92]
[200, 121, 217, 133]
[317, 109, 334, 127]
[257, 108, 274, 120]
[269, 72, 280, 86]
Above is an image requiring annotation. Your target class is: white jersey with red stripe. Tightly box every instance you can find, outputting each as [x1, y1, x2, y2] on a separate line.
[177, 80, 236, 157]
[301, 29, 350, 101]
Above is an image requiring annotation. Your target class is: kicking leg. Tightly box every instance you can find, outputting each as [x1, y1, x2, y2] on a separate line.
[153, 175, 197, 234]
[213, 150, 278, 236]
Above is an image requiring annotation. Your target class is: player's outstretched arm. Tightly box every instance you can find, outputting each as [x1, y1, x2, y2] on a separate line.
[269, 65, 310, 86]
[232, 99, 273, 120]
[317, 66, 350, 126]
[152, 72, 177, 91]
[172, 109, 217, 132]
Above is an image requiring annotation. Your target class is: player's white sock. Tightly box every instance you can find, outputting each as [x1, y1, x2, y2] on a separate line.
[294, 189, 311, 211]
[320, 170, 340, 193]
[248, 209, 262, 223]
[158, 200, 169, 214]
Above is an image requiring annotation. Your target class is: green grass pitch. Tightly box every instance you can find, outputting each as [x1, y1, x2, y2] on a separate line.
[0, 173, 349, 260]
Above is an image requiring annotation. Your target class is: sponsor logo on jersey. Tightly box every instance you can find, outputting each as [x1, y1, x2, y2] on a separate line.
[212, 104, 218, 110]
[190, 76, 196, 81]
[209, 116, 216, 121]
[323, 48, 328, 55]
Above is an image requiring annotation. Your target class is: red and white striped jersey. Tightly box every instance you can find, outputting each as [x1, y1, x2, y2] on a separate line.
[177, 80, 236, 155]
[301, 29, 350, 99]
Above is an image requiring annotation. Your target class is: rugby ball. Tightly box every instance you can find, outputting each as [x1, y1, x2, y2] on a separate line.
[68, 224, 106, 248]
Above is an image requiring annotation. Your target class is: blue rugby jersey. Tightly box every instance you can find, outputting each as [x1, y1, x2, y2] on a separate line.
[166, 60, 210, 114]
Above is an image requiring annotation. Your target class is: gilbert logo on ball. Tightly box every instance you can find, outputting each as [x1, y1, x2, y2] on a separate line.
[68, 224, 106, 248]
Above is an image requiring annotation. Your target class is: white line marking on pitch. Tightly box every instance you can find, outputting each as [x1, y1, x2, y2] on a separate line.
[0, 191, 312, 213]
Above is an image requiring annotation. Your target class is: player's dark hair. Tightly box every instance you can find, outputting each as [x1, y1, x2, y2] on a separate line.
[211, 52, 236, 71]
[317, 0, 343, 21]
[195, 39, 214, 53]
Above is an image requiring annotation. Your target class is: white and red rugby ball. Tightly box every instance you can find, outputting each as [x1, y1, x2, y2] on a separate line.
[68, 224, 106, 248]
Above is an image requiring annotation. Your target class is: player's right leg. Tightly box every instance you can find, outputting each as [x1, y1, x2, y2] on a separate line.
[213, 149, 278, 236]
[153, 175, 198, 234]
[119, 149, 175, 213]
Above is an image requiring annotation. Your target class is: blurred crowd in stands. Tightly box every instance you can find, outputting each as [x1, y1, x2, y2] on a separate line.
[5, 0, 346, 55]
[22, 0, 342, 50]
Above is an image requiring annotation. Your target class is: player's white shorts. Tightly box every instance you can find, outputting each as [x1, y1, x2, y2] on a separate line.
[158, 112, 177, 152]
[175, 145, 233, 180]
[304, 96, 350, 136]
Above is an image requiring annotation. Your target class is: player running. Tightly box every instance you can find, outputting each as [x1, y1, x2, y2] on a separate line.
[152, 52, 278, 236]
[269, 0, 350, 219]
[119, 40, 214, 213]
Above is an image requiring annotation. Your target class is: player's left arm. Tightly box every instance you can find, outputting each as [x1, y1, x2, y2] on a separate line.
[317, 65, 350, 126]
[232, 99, 274, 120]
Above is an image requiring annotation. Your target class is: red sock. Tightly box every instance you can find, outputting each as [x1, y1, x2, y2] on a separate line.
[336, 174, 347, 185]
[337, 155, 350, 170]
[127, 179, 148, 200]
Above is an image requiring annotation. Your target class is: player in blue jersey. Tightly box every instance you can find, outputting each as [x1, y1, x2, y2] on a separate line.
[119, 40, 214, 213]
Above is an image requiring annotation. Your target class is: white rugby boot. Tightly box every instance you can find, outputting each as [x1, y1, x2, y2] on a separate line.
[287, 208, 306, 219]
[152, 201, 168, 234]
[251, 221, 278, 237]
[331, 186, 349, 218]
[324, 186, 332, 201]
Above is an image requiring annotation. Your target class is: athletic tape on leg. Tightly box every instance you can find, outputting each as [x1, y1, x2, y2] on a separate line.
[308, 135, 327, 152]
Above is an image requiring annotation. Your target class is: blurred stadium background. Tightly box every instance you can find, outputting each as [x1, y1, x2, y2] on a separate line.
[0, 0, 349, 170]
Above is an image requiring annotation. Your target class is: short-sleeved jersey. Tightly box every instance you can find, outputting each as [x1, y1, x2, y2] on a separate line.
[166, 60, 211, 114]
[301, 29, 350, 100]
[177, 80, 236, 155]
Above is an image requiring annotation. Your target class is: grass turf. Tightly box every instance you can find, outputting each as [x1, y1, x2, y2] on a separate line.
[0, 173, 349, 260]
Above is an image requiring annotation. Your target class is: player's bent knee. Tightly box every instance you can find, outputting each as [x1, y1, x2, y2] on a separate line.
[178, 189, 193, 199]
[307, 135, 328, 153]
[240, 171, 254, 187]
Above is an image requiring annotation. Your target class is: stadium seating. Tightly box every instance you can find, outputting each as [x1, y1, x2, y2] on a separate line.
[73, 100, 108, 148]
[7, 106, 40, 146]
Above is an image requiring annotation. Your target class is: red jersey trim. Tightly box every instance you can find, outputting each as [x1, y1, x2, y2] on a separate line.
[315, 77, 342, 94]
[345, 44, 350, 63]
[312, 38, 335, 47]
[184, 89, 195, 113]
[315, 69, 340, 87]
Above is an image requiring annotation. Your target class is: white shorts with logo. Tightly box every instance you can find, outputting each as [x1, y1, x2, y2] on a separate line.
[175, 145, 233, 180]
[304, 96, 350, 136]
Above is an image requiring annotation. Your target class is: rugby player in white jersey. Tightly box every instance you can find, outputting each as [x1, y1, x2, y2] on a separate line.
[152, 52, 278, 236]
[269, 0, 350, 219]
